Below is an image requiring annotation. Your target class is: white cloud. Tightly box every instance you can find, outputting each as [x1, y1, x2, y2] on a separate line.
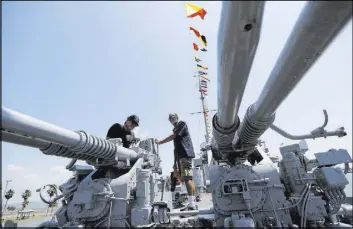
[7, 164, 25, 171]
[50, 165, 68, 174]
[49, 165, 74, 186]
[23, 173, 42, 185]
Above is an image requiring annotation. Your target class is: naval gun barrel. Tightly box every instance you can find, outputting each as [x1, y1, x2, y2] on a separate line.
[212, 1, 265, 150]
[2, 107, 139, 164]
[2, 130, 52, 149]
[234, 1, 352, 151]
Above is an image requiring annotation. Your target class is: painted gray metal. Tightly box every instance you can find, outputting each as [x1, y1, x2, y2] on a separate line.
[216, 1, 265, 129]
[1, 130, 50, 149]
[1, 1, 352, 228]
[252, 1, 352, 120]
[234, 1, 352, 151]
[2, 107, 81, 146]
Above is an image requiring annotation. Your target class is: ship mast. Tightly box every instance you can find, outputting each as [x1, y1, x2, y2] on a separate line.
[190, 82, 215, 144]
[200, 92, 210, 143]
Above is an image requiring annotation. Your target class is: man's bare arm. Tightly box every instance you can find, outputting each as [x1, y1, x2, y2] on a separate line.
[158, 133, 176, 145]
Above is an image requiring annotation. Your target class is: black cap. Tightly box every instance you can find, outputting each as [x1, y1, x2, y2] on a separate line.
[168, 113, 178, 121]
[127, 115, 139, 126]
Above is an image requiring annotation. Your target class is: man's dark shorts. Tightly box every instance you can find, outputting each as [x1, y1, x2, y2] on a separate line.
[178, 158, 193, 180]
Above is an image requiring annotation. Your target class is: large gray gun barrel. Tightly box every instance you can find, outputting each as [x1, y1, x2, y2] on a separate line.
[2, 107, 138, 164]
[234, 1, 352, 151]
[212, 1, 265, 150]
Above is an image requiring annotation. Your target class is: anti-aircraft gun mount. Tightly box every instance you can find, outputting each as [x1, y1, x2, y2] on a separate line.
[181, 1, 352, 228]
[2, 1, 353, 229]
[2, 107, 170, 228]
[202, 1, 352, 228]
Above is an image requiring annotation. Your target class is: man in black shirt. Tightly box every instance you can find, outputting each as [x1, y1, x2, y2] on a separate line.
[155, 113, 198, 210]
[106, 115, 140, 148]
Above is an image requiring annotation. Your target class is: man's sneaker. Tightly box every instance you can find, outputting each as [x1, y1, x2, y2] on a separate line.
[186, 204, 198, 211]
[173, 202, 186, 209]
[179, 204, 198, 218]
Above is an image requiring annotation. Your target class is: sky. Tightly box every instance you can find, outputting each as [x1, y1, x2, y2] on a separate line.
[2, 1, 352, 203]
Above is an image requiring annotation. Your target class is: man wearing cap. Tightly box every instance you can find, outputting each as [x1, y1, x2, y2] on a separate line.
[155, 113, 198, 210]
[106, 115, 140, 148]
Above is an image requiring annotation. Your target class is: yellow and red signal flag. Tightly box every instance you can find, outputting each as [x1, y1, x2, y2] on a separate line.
[192, 43, 207, 52]
[189, 27, 207, 47]
[185, 3, 207, 20]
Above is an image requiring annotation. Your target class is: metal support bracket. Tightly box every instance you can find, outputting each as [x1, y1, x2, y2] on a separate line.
[270, 110, 347, 140]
